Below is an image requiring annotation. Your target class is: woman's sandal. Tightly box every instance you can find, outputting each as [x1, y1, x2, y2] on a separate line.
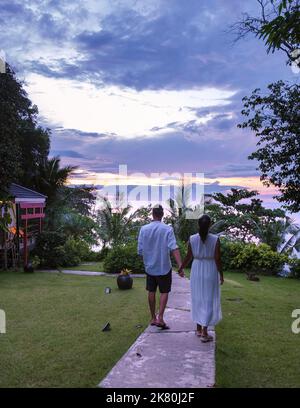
[201, 334, 214, 343]
[156, 322, 170, 330]
[150, 317, 158, 326]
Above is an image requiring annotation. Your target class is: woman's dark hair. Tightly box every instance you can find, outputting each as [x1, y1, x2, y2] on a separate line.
[198, 214, 211, 243]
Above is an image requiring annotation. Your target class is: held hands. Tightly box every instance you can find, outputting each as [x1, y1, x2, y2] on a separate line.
[178, 265, 185, 277]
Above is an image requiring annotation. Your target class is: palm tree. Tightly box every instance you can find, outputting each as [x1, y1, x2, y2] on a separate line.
[95, 195, 146, 247]
[255, 216, 300, 255]
[166, 179, 223, 242]
[35, 156, 77, 204]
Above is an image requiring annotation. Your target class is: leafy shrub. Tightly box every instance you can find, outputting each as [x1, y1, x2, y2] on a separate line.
[220, 238, 287, 275]
[289, 258, 300, 279]
[83, 247, 110, 262]
[34, 231, 67, 268]
[61, 237, 89, 266]
[220, 239, 245, 272]
[96, 246, 110, 261]
[30, 255, 41, 269]
[103, 242, 145, 274]
[34, 231, 92, 268]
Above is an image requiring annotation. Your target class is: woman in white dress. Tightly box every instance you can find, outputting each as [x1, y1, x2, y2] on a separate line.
[179, 215, 224, 342]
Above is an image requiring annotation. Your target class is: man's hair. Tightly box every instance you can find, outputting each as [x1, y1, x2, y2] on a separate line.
[152, 204, 164, 218]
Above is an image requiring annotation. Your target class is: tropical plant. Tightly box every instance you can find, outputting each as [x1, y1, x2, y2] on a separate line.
[59, 185, 96, 217]
[35, 156, 77, 205]
[95, 196, 146, 247]
[220, 238, 288, 275]
[33, 231, 66, 268]
[166, 180, 206, 242]
[208, 189, 300, 252]
[103, 242, 145, 274]
[33, 231, 92, 268]
[254, 215, 300, 254]
[289, 258, 300, 278]
[120, 268, 132, 276]
[51, 210, 98, 245]
[231, 0, 300, 68]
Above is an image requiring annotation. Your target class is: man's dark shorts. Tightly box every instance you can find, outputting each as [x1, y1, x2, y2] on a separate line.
[146, 269, 172, 293]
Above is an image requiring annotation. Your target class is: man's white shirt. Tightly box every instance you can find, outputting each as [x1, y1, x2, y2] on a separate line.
[137, 221, 178, 276]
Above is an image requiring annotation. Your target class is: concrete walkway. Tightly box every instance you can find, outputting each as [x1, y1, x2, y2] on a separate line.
[99, 272, 216, 388]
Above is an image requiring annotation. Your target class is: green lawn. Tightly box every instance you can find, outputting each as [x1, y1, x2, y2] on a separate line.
[1, 269, 299, 388]
[61, 262, 105, 272]
[0, 271, 148, 388]
[216, 272, 300, 388]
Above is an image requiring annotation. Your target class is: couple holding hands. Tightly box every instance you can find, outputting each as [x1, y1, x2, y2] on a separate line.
[138, 205, 223, 343]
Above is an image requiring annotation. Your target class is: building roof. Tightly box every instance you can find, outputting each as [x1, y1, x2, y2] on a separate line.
[9, 183, 47, 200]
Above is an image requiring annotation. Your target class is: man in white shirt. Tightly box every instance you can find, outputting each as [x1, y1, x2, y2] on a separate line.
[138, 205, 184, 329]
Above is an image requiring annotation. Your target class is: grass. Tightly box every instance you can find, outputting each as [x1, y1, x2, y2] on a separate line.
[63, 262, 105, 272]
[216, 272, 300, 388]
[0, 270, 148, 388]
[1, 268, 299, 388]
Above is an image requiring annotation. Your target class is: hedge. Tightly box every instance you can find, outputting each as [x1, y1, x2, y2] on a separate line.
[103, 241, 145, 274]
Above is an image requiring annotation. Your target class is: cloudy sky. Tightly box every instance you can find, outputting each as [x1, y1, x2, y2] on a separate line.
[1, 0, 297, 204]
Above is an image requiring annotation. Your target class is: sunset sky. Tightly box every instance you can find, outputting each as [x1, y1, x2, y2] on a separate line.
[1, 0, 297, 206]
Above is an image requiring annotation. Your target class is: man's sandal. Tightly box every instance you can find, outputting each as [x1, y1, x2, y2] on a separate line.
[201, 334, 213, 343]
[156, 322, 170, 330]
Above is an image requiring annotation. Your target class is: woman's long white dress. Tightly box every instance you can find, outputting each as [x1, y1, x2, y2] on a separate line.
[189, 233, 222, 327]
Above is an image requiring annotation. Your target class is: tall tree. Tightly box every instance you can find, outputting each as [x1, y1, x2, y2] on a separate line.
[239, 81, 300, 212]
[34, 156, 77, 205]
[18, 124, 50, 188]
[232, 1, 300, 211]
[61, 186, 96, 217]
[0, 63, 50, 193]
[0, 64, 26, 191]
[208, 188, 294, 245]
[231, 0, 300, 68]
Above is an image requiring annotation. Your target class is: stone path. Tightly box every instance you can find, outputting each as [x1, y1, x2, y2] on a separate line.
[98, 272, 216, 388]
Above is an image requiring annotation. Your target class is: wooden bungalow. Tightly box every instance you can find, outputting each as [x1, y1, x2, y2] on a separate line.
[0, 183, 46, 268]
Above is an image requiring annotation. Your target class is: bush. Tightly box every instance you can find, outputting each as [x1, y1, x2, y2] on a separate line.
[289, 258, 300, 279]
[103, 242, 145, 274]
[30, 255, 41, 269]
[220, 238, 288, 275]
[83, 247, 110, 262]
[61, 237, 89, 266]
[34, 231, 67, 268]
[96, 246, 110, 261]
[34, 231, 92, 268]
[220, 239, 245, 272]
